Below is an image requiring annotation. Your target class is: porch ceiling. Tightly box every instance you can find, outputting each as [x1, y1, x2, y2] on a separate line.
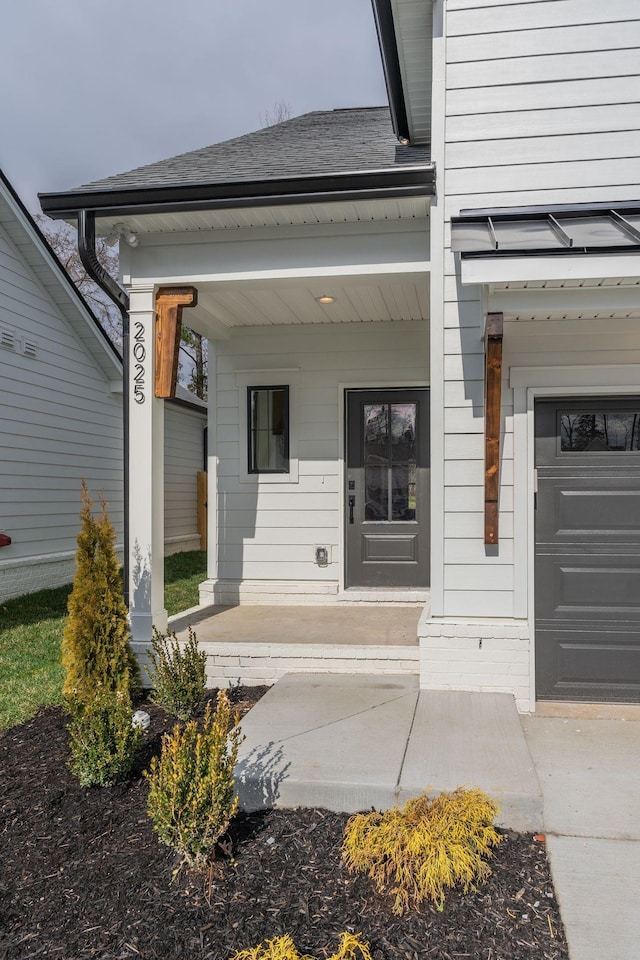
[116, 195, 430, 337]
[186, 272, 430, 337]
[97, 196, 428, 237]
[488, 276, 640, 321]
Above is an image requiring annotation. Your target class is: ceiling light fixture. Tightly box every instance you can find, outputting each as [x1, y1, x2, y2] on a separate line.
[315, 295, 336, 304]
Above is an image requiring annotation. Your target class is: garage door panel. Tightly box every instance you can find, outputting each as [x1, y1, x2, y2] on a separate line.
[536, 481, 640, 542]
[536, 629, 640, 700]
[537, 555, 640, 621]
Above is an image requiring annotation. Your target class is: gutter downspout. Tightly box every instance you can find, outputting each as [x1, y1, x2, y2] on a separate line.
[77, 209, 131, 607]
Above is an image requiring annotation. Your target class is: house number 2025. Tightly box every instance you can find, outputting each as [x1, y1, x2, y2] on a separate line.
[133, 321, 146, 404]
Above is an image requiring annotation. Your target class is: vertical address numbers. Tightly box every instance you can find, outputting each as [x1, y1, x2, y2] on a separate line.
[133, 321, 146, 404]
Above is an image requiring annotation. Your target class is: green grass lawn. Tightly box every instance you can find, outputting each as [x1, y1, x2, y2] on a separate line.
[164, 549, 208, 617]
[0, 550, 207, 733]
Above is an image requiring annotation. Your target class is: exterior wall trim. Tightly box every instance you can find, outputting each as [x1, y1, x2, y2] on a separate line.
[462, 255, 640, 286]
[429, 0, 447, 617]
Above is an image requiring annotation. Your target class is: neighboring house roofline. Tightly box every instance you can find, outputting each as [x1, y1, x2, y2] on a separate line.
[0, 168, 121, 379]
[39, 166, 434, 220]
[171, 385, 207, 415]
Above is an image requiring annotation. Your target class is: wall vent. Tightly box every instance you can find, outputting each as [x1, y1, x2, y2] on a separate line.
[0, 328, 16, 351]
[22, 339, 37, 359]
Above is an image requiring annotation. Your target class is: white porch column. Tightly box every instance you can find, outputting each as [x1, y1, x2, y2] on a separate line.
[206, 339, 218, 581]
[128, 284, 167, 642]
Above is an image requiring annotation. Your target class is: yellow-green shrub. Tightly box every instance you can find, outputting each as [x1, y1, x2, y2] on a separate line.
[342, 787, 502, 913]
[145, 625, 206, 720]
[62, 482, 139, 707]
[67, 691, 142, 787]
[145, 690, 243, 866]
[230, 932, 372, 960]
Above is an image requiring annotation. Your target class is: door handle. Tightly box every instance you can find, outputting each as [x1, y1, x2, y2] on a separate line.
[348, 495, 355, 524]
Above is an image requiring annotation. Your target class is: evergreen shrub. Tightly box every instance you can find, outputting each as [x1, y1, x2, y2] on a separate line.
[67, 692, 142, 787]
[145, 690, 243, 866]
[342, 787, 502, 913]
[230, 932, 372, 960]
[145, 626, 206, 720]
[62, 482, 139, 707]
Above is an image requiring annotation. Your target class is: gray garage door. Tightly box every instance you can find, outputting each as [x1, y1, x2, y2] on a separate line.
[535, 398, 640, 701]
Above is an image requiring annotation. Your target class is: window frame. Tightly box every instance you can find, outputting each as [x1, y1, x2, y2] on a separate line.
[247, 384, 290, 475]
[235, 369, 300, 485]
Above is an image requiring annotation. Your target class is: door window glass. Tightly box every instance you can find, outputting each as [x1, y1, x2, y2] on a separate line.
[364, 465, 388, 521]
[364, 402, 417, 520]
[560, 412, 640, 452]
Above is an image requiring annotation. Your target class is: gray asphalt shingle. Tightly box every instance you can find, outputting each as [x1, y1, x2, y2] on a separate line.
[72, 107, 431, 193]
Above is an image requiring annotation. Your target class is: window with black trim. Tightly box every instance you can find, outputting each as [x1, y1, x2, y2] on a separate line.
[248, 385, 289, 473]
[560, 411, 640, 452]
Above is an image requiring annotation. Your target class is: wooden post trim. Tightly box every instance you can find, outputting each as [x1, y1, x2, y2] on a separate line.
[154, 286, 198, 399]
[197, 470, 208, 551]
[484, 312, 504, 545]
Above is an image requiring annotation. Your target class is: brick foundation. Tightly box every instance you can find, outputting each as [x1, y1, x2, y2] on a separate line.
[418, 612, 532, 712]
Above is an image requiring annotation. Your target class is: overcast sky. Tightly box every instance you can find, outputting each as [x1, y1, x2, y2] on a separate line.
[0, 0, 387, 212]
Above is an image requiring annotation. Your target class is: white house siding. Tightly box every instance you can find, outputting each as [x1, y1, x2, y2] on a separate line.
[0, 221, 122, 601]
[445, 0, 640, 211]
[200, 319, 429, 605]
[164, 404, 205, 555]
[420, 0, 640, 709]
[0, 207, 206, 600]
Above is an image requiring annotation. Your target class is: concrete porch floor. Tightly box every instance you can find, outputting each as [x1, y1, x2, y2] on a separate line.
[169, 603, 421, 646]
[169, 604, 422, 686]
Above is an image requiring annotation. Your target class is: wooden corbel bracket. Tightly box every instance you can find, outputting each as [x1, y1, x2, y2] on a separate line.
[154, 286, 198, 399]
[484, 312, 504, 545]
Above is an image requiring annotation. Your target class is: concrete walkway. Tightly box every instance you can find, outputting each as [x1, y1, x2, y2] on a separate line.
[522, 716, 640, 960]
[235, 673, 640, 960]
[235, 673, 542, 831]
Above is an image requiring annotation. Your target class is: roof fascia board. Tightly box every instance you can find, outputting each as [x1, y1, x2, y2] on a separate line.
[39, 168, 434, 220]
[371, 0, 411, 142]
[0, 169, 121, 376]
[460, 253, 640, 286]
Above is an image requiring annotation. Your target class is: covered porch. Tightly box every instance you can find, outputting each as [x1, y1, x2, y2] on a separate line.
[120, 193, 431, 657]
[38, 105, 434, 671]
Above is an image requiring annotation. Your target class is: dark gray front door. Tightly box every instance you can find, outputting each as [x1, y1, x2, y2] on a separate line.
[535, 398, 640, 701]
[345, 389, 429, 588]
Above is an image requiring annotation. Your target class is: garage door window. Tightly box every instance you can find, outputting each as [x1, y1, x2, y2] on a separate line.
[560, 412, 640, 452]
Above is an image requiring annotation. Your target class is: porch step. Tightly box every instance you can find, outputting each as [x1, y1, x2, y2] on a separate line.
[201, 641, 419, 686]
[235, 674, 543, 833]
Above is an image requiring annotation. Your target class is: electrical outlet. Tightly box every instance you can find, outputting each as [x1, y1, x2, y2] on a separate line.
[314, 545, 330, 566]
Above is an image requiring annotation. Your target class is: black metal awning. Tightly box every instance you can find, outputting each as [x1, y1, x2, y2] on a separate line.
[451, 202, 640, 258]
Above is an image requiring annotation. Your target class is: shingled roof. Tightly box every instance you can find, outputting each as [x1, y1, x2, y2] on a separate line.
[40, 106, 433, 219]
[75, 107, 430, 193]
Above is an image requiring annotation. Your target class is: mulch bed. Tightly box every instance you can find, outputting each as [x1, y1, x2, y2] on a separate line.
[0, 688, 569, 960]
